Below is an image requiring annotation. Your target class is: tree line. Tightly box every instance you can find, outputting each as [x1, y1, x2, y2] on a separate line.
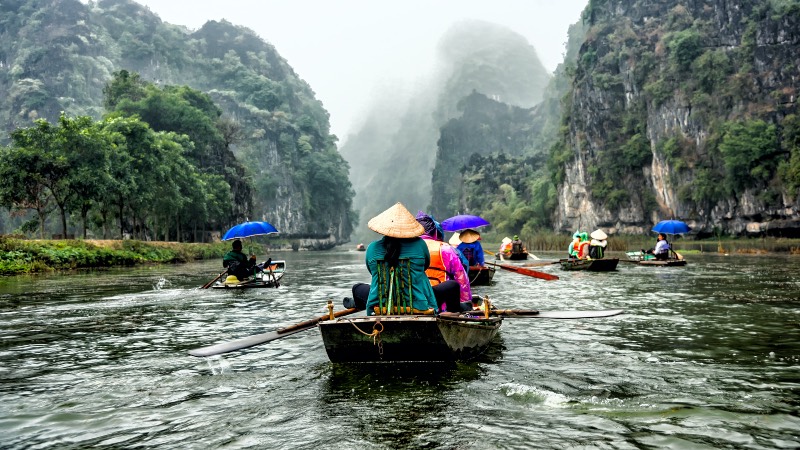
[0, 70, 252, 242]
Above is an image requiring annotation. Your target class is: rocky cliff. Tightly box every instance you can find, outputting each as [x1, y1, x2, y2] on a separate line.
[0, 0, 355, 246]
[554, 0, 800, 237]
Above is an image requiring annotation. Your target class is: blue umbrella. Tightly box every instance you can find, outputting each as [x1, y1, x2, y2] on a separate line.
[652, 220, 691, 235]
[222, 221, 279, 240]
[440, 214, 490, 232]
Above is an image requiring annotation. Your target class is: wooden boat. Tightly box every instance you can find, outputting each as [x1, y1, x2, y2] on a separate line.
[467, 265, 495, 285]
[496, 251, 528, 261]
[559, 258, 619, 271]
[318, 311, 502, 363]
[638, 259, 687, 267]
[211, 260, 286, 289]
[625, 251, 686, 266]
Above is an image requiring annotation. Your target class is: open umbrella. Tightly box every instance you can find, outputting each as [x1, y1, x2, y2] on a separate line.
[222, 221, 279, 240]
[652, 220, 691, 235]
[441, 214, 490, 232]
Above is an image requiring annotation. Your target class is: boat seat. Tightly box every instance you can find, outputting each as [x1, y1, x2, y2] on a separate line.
[374, 258, 417, 315]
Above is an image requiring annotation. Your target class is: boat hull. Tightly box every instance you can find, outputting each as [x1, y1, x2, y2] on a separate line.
[638, 260, 687, 267]
[467, 266, 495, 285]
[559, 258, 619, 271]
[496, 252, 528, 261]
[211, 260, 286, 289]
[319, 314, 501, 362]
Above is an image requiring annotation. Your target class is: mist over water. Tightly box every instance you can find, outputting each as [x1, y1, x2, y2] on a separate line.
[341, 20, 553, 243]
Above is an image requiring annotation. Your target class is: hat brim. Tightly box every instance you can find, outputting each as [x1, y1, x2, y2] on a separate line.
[368, 202, 425, 238]
[458, 229, 480, 244]
[448, 232, 461, 246]
[590, 229, 607, 240]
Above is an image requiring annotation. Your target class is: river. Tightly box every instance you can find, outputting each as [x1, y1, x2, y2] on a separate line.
[0, 250, 798, 449]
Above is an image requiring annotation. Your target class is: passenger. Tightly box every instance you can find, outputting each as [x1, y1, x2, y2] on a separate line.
[448, 232, 471, 272]
[567, 232, 581, 259]
[222, 239, 261, 282]
[588, 229, 608, 259]
[645, 233, 670, 260]
[577, 232, 591, 259]
[416, 211, 473, 312]
[348, 203, 439, 315]
[499, 237, 513, 259]
[456, 229, 485, 268]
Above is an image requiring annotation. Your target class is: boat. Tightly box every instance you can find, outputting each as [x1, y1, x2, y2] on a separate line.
[318, 310, 502, 363]
[559, 258, 619, 271]
[496, 251, 528, 261]
[211, 260, 286, 289]
[467, 265, 495, 285]
[355, 243, 366, 251]
[625, 251, 687, 267]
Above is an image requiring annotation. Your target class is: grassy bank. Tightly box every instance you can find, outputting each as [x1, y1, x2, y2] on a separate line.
[0, 236, 269, 275]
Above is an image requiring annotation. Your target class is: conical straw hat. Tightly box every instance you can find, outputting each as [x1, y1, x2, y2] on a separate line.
[458, 229, 481, 244]
[368, 202, 424, 238]
[448, 232, 461, 246]
[590, 229, 608, 240]
[501, 237, 512, 244]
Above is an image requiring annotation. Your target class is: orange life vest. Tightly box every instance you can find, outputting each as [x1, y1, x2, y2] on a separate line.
[424, 240, 447, 286]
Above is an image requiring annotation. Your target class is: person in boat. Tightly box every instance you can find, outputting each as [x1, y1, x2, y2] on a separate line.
[348, 203, 439, 316]
[499, 237, 513, 258]
[415, 211, 474, 312]
[456, 229, 485, 268]
[448, 232, 471, 272]
[222, 239, 262, 282]
[577, 232, 591, 259]
[588, 229, 608, 259]
[567, 232, 581, 259]
[644, 233, 671, 260]
[511, 235, 526, 256]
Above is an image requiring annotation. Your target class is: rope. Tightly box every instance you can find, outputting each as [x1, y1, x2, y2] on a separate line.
[348, 320, 384, 355]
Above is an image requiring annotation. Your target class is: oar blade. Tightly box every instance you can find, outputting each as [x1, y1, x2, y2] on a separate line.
[188, 327, 309, 357]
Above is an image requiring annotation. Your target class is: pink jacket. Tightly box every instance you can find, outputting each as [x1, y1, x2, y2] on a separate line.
[420, 235, 472, 303]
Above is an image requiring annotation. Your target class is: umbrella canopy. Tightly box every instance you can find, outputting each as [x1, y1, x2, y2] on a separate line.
[440, 214, 490, 232]
[222, 221, 279, 241]
[652, 220, 691, 235]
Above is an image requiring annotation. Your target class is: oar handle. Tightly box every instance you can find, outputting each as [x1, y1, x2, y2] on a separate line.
[201, 269, 228, 289]
[492, 309, 541, 316]
[276, 308, 358, 334]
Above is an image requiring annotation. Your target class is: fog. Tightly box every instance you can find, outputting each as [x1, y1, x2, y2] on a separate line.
[132, 0, 588, 143]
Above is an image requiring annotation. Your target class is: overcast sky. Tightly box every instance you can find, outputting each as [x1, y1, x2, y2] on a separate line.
[132, 0, 588, 142]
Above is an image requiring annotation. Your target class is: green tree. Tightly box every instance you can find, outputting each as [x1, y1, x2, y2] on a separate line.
[719, 120, 780, 192]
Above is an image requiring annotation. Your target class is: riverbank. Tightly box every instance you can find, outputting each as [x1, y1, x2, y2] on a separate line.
[486, 232, 800, 255]
[0, 237, 270, 275]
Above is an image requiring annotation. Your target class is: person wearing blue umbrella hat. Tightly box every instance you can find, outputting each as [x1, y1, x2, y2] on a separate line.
[222, 239, 267, 283]
[643, 233, 671, 261]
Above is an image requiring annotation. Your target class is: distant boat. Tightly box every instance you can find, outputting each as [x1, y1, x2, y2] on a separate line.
[559, 258, 619, 271]
[356, 243, 366, 251]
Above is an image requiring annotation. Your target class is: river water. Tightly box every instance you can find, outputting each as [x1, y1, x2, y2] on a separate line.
[0, 250, 798, 449]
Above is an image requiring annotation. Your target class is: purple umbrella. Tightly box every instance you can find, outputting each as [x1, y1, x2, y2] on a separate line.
[440, 214, 490, 232]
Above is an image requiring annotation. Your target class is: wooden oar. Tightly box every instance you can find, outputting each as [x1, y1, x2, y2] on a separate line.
[201, 269, 228, 289]
[188, 307, 360, 357]
[492, 309, 624, 319]
[522, 260, 561, 267]
[486, 261, 559, 281]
